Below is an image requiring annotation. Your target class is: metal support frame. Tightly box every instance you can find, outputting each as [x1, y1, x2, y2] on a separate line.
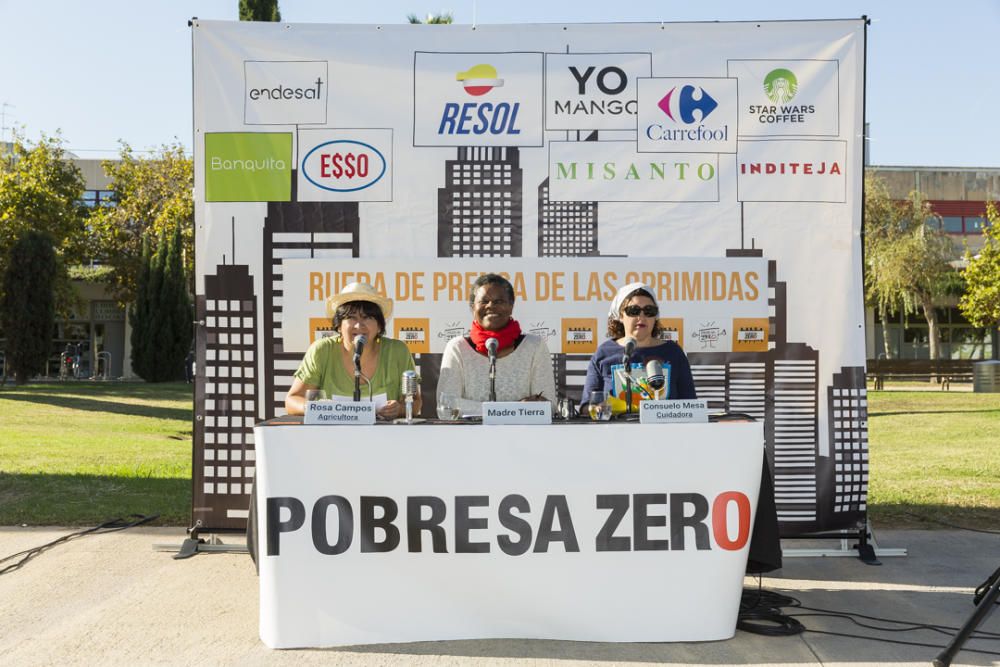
[152, 520, 248, 558]
[782, 520, 907, 561]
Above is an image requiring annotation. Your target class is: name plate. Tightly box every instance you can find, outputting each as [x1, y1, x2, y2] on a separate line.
[483, 401, 552, 425]
[304, 400, 376, 425]
[639, 399, 710, 424]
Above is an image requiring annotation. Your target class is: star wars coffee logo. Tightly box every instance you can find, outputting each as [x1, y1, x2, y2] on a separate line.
[265, 491, 752, 556]
[748, 68, 815, 126]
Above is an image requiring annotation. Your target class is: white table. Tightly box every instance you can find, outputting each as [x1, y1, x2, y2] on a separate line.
[254, 421, 764, 648]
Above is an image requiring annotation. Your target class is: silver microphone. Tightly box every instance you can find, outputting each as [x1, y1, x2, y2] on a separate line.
[485, 337, 499, 360]
[646, 359, 665, 392]
[401, 370, 418, 423]
[353, 334, 368, 368]
[622, 336, 637, 363]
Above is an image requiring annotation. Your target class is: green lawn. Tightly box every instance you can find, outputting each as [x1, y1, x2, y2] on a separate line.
[0, 382, 998, 529]
[0, 382, 193, 525]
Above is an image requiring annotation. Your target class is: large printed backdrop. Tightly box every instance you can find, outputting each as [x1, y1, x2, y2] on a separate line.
[192, 20, 868, 536]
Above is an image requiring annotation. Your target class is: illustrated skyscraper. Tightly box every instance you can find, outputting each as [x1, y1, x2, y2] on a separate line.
[537, 130, 600, 257]
[193, 262, 259, 531]
[437, 147, 523, 257]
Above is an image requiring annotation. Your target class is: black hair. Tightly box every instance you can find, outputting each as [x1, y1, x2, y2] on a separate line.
[468, 273, 515, 308]
[332, 300, 386, 339]
[607, 288, 663, 339]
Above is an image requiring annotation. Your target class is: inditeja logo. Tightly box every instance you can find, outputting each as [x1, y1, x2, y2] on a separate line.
[456, 64, 504, 96]
[657, 85, 718, 124]
[763, 69, 797, 104]
[438, 64, 521, 136]
[205, 133, 292, 202]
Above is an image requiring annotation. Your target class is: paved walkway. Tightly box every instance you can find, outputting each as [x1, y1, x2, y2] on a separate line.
[0, 527, 997, 666]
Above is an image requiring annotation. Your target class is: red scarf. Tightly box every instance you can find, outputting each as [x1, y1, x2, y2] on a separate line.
[469, 319, 522, 355]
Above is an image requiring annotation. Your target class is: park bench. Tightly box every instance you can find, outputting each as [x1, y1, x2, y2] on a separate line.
[867, 359, 975, 390]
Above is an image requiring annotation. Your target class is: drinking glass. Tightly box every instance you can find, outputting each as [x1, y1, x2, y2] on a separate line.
[436, 392, 461, 421]
[588, 391, 613, 421]
[304, 389, 327, 403]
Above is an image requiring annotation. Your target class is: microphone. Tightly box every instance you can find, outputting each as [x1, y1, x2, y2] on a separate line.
[353, 334, 368, 370]
[486, 337, 499, 402]
[401, 370, 418, 423]
[622, 336, 637, 364]
[485, 337, 499, 360]
[646, 359, 665, 396]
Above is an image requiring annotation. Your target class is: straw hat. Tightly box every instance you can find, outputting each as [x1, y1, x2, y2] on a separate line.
[608, 282, 658, 319]
[325, 282, 394, 320]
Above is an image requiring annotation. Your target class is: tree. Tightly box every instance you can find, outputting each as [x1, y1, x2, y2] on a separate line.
[86, 142, 193, 304]
[1, 232, 58, 383]
[0, 132, 86, 308]
[864, 172, 955, 360]
[407, 12, 454, 24]
[130, 229, 192, 382]
[959, 202, 1000, 337]
[239, 0, 281, 21]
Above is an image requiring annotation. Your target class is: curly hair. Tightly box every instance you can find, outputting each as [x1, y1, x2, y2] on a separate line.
[332, 300, 386, 339]
[468, 273, 516, 308]
[607, 288, 663, 339]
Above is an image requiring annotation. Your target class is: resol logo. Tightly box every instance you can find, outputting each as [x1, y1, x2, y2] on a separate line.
[657, 85, 718, 124]
[456, 64, 504, 96]
[763, 69, 797, 104]
[301, 140, 387, 193]
[438, 64, 521, 136]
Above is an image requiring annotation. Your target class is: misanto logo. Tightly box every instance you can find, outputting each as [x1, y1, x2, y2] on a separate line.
[438, 63, 522, 136]
[205, 132, 292, 202]
[301, 140, 387, 193]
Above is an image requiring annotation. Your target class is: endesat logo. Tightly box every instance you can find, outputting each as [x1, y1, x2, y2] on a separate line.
[749, 68, 815, 126]
[244, 61, 328, 125]
[438, 64, 522, 136]
[205, 133, 292, 202]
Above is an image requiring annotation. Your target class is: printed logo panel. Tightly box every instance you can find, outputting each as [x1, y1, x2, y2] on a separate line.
[244, 60, 328, 125]
[737, 139, 847, 203]
[395, 318, 430, 354]
[688, 318, 731, 352]
[309, 317, 336, 344]
[637, 78, 738, 154]
[298, 128, 392, 202]
[413, 52, 544, 147]
[732, 317, 769, 352]
[548, 141, 719, 202]
[545, 53, 652, 131]
[657, 318, 684, 348]
[727, 59, 839, 137]
[204, 132, 292, 202]
[561, 318, 598, 354]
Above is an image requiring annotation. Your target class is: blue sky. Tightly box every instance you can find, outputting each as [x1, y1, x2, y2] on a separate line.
[2, 0, 997, 166]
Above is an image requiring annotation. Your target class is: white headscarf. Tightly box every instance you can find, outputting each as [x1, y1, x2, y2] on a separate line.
[608, 282, 658, 319]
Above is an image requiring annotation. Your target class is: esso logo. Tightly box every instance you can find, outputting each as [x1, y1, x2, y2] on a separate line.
[301, 140, 387, 192]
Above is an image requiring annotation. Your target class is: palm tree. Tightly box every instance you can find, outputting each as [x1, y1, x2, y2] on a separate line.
[407, 12, 453, 24]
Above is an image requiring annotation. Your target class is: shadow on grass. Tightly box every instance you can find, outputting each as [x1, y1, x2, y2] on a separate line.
[869, 502, 1000, 531]
[0, 472, 192, 526]
[0, 392, 191, 421]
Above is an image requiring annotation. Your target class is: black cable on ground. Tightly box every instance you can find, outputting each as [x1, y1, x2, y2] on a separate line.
[902, 511, 1000, 535]
[0, 514, 159, 576]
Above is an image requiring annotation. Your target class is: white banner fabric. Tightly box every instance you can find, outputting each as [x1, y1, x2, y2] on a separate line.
[255, 422, 764, 648]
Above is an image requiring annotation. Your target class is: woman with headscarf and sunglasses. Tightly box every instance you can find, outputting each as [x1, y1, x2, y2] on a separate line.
[437, 273, 556, 416]
[580, 282, 696, 408]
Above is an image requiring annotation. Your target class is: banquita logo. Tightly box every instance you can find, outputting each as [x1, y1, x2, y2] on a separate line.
[749, 68, 815, 125]
[301, 140, 387, 193]
[438, 64, 522, 136]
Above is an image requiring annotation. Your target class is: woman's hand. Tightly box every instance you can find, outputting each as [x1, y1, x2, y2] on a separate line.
[377, 399, 406, 420]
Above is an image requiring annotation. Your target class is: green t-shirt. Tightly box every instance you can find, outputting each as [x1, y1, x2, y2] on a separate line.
[293, 335, 416, 401]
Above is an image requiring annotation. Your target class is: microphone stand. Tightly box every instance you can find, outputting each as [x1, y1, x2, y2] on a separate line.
[623, 353, 634, 416]
[488, 356, 497, 403]
[353, 356, 362, 402]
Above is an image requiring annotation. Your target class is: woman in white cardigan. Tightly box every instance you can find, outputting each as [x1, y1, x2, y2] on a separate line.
[437, 273, 556, 417]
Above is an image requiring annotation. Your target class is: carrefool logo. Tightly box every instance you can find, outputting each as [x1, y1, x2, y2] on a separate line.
[658, 85, 718, 124]
[439, 64, 522, 136]
[301, 140, 386, 193]
[205, 132, 292, 202]
[763, 68, 797, 104]
[457, 64, 504, 96]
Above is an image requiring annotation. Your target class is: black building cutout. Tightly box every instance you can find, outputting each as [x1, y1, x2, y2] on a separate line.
[537, 131, 600, 257]
[437, 147, 523, 257]
[193, 263, 258, 530]
[262, 197, 360, 418]
[825, 366, 869, 521]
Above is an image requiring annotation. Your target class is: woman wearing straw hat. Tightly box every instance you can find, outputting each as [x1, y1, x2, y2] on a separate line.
[580, 282, 695, 409]
[285, 282, 420, 418]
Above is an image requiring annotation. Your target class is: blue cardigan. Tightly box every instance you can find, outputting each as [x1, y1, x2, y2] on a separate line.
[580, 338, 697, 403]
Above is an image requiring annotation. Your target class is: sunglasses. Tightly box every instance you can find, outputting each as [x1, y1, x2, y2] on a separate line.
[622, 305, 659, 318]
